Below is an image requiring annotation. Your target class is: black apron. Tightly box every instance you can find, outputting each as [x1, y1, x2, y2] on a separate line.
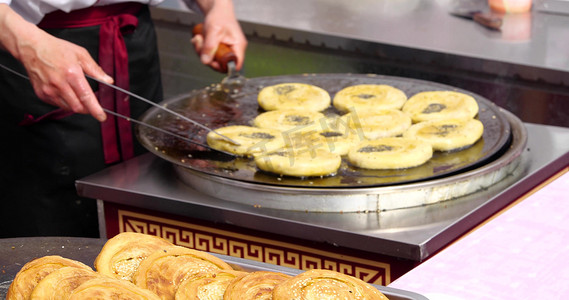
[0, 5, 162, 238]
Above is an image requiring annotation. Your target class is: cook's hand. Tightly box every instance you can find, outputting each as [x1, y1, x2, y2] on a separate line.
[21, 34, 113, 122]
[191, 0, 247, 71]
[0, 4, 111, 122]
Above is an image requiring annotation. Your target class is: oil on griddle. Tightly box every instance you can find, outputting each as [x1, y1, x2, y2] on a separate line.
[137, 74, 511, 188]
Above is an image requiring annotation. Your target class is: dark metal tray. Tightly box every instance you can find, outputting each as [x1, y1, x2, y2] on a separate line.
[0, 237, 428, 300]
[137, 73, 510, 188]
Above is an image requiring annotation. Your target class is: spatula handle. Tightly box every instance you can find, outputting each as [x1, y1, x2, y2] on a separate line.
[192, 23, 238, 73]
[472, 13, 503, 31]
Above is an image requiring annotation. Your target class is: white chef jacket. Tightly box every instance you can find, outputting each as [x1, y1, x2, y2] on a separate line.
[0, 0, 199, 24]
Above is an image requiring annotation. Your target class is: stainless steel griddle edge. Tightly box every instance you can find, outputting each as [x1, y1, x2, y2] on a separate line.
[76, 123, 569, 261]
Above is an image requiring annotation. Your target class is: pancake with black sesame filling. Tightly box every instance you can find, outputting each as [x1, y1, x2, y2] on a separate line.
[339, 109, 412, 140]
[347, 138, 433, 169]
[257, 83, 331, 112]
[333, 84, 407, 113]
[315, 129, 362, 155]
[401, 91, 479, 123]
[276, 115, 361, 156]
[284, 128, 361, 156]
[310, 116, 365, 155]
[404, 118, 484, 151]
[253, 109, 326, 133]
[206, 125, 287, 156]
[254, 147, 342, 177]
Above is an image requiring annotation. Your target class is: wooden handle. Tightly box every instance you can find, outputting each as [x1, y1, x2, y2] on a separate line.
[192, 23, 237, 73]
[472, 13, 503, 31]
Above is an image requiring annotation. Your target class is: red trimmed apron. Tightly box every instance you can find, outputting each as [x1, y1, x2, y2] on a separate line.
[35, 2, 144, 164]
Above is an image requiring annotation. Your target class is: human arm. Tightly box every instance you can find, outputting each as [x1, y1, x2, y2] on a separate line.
[0, 3, 111, 121]
[189, 0, 247, 71]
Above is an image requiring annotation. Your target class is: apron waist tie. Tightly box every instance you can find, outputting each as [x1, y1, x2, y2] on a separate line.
[37, 2, 143, 164]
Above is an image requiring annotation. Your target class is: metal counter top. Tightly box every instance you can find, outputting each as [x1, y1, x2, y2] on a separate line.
[157, 0, 569, 79]
[76, 123, 569, 262]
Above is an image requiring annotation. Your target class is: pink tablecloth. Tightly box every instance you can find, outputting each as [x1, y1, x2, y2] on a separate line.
[390, 169, 569, 300]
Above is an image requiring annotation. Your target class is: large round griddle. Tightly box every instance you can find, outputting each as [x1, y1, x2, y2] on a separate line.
[137, 73, 511, 189]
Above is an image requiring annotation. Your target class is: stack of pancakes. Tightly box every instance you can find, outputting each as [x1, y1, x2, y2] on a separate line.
[7, 232, 389, 300]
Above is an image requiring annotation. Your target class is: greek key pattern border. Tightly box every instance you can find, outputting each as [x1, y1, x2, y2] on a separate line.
[117, 209, 391, 285]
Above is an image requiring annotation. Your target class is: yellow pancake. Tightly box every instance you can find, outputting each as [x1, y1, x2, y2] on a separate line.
[402, 91, 479, 123]
[315, 130, 362, 155]
[347, 138, 433, 169]
[339, 109, 412, 140]
[206, 125, 287, 157]
[253, 109, 326, 133]
[283, 128, 361, 156]
[333, 84, 407, 112]
[403, 118, 484, 151]
[255, 147, 342, 177]
[258, 83, 331, 111]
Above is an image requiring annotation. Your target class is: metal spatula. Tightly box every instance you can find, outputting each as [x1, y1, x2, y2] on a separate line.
[449, 8, 503, 31]
[192, 23, 246, 94]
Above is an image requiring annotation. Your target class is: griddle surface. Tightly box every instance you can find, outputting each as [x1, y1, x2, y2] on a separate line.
[137, 74, 510, 188]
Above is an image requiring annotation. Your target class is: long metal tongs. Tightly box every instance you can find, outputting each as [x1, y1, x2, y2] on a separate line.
[85, 75, 240, 146]
[0, 63, 238, 157]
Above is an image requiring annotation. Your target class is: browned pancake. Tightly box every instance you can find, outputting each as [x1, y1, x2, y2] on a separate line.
[273, 269, 389, 300]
